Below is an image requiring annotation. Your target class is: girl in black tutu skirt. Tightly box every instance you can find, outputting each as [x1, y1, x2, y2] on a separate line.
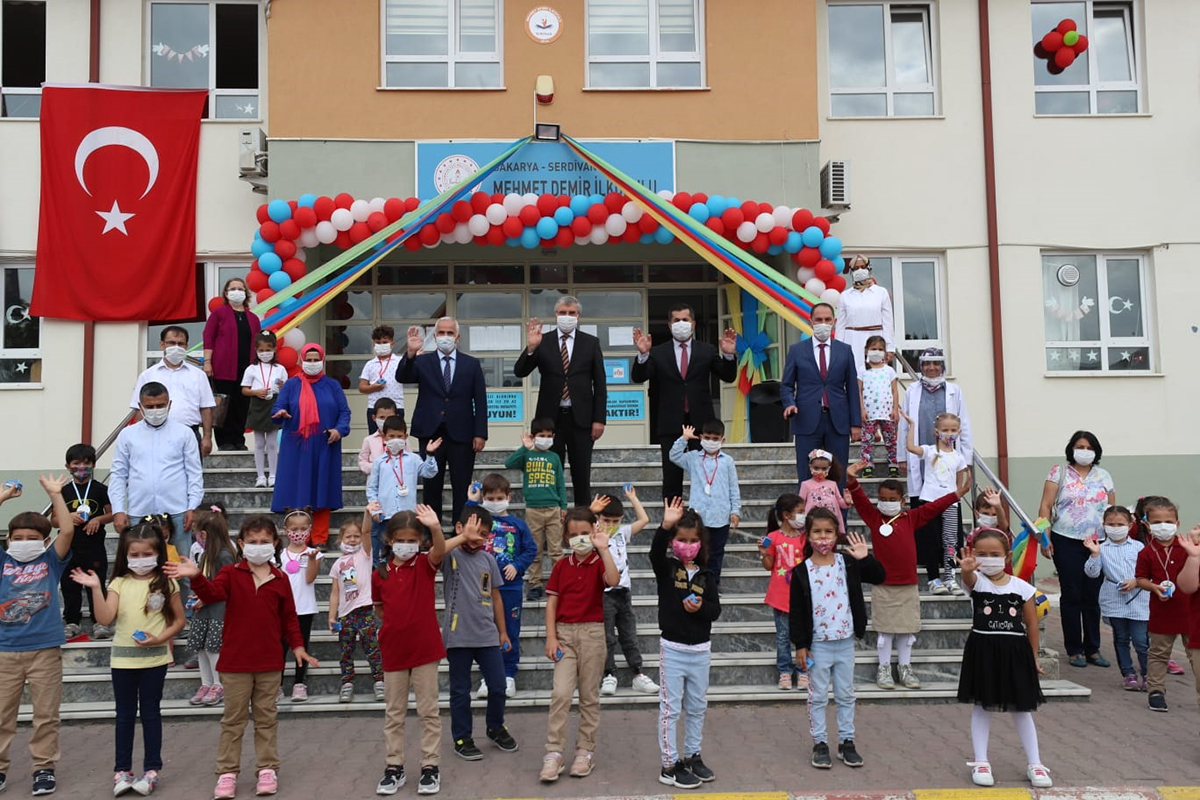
[957, 528, 1050, 788]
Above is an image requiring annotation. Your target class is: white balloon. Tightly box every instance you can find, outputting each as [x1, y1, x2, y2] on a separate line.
[369, 197, 386, 214]
[796, 267, 816, 283]
[315, 220, 337, 243]
[657, 189, 675, 201]
[452, 224, 472, 244]
[441, 231, 455, 244]
[330, 208, 353, 231]
[298, 228, 319, 249]
[350, 199, 371, 222]
[503, 193, 523, 215]
[423, 242, 439, 249]
[589, 226, 609, 245]
[820, 288, 842, 307]
[467, 214, 490, 237]
[485, 203, 507, 225]
[282, 328, 306, 349]
[621, 202, 643, 223]
[755, 212, 775, 233]
[736, 221, 758, 243]
[605, 215, 628, 236]
[773, 205, 793, 229]
[805, 278, 827, 295]
[574, 235, 590, 246]
[522, 192, 538, 207]
[293, 247, 308, 263]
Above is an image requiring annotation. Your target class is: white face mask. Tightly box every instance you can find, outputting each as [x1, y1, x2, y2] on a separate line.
[852, 268, 871, 283]
[6, 540, 45, 563]
[242, 543, 275, 565]
[670, 320, 693, 341]
[127, 555, 159, 575]
[1150, 522, 1178, 542]
[866, 350, 886, 364]
[482, 499, 509, 516]
[976, 556, 1007, 577]
[226, 289, 246, 305]
[141, 404, 170, 428]
[557, 315, 578, 334]
[374, 343, 393, 357]
[1072, 448, 1096, 466]
[392, 542, 419, 561]
[812, 323, 833, 342]
[340, 542, 362, 555]
[1104, 525, 1129, 542]
[700, 439, 722, 454]
[435, 335, 456, 354]
[569, 534, 594, 556]
[922, 374, 945, 388]
[792, 514, 806, 529]
[385, 438, 406, 455]
[301, 360, 324, 376]
[877, 500, 903, 517]
[977, 514, 998, 528]
[533, 436, 554, 451]
[163, 345, 187, 366]
[257, 350, 275, 363]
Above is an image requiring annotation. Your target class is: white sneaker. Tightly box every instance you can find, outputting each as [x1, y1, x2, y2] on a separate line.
[92, 623, 114, 640]
[254, 476, 267, 488]
[267, 476, 276, 488]
[631, 673, 659, 694]
[928, 579, 950, 596]
[948, 580, 965, 596]
[969, 762, 994, 787]
[600, 674, 617, 696]
[505, 677, 516, 698]
[1027, 764, 1053, 788]
[63, 623, 82, 639]
[475, 680, 488, 699]
[875, 664, 894, 689]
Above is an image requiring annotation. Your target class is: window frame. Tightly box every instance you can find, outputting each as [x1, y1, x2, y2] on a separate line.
[584, 0, 707, 90]
[857, 253, 948, 372]
[379, 0, 505, 90]
[144, 0, 264, 121]
[1041, 251, 1153, 373]
[0, 263, 41, 386]
[826, 0, 939, 118]
[142, 261, 248, 366]
[0, 0, 46, 119]
[1032, 0, 1142, 116]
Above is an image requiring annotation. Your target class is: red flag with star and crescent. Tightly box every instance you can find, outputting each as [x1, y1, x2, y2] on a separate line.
[32, 84, 207, 321]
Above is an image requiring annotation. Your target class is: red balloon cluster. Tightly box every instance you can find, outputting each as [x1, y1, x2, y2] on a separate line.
[1034, 19, 1088, 73]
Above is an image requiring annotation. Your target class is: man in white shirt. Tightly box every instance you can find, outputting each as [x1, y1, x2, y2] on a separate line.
[129, 326, 216, 457]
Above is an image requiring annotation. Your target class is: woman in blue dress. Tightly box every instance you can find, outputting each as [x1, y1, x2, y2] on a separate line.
[271, 343, 351, 547]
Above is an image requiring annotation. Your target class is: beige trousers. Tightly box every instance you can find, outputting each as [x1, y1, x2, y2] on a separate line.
[525, 506, 563, 588]
[216, 671, 282, 775]
[0, 648, 61, 774]
[545, 622, 606, 754]
[1146, 632, 1192, 695]
[384, 662, 442, 767]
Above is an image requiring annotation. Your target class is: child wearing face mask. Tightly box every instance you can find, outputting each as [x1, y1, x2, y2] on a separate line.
[857, 335, 900, 478]
[367, 416, 441, 565]
[241, 331, 287, 488]
[956, 529, 1049, 789]
[970, 489, 1009, 542]
[799, 450, 848, 534]
[279, 509, 323, 702]
[60, 443, 114, 641]
[358, 398, 398, 474]
[1134, 496, 1193, 712]
[187, 507, 238, 707]
[596, 488, 658, 697]
[327, 519, 384, 702]
[670, 420, 741, 583]
[1134, 496, 1187, 675]
[1083, 506, 1150, 692]
[372, 506, 454, 796]
[166, 515, 319, 799]
[359, 325, 407, 435]
[465, 475, 537, 700]
[761, 493, 807, 690]
[902, 410, 970, 595]
[72, 520, 185, 797]
[505, 418, 568, 601]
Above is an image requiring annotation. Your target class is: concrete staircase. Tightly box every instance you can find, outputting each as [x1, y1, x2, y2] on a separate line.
[32, 442, 1089, 720]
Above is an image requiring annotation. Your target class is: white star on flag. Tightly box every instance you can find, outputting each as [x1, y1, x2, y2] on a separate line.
[96, 200, 135, 235]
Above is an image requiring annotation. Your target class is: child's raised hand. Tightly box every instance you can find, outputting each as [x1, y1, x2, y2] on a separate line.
[623, 483, 637, 500]
[590, 525, 610, 550]
[982, 488, 1001, 509]
[844, 531, 869, 560]
[957, 545, 978, 574]
[845, 459, 863, 479]
[294, 647, 319, 668]
[0, 483, 20, 503]
[589, 494, 611, 514]
[38, 473, 70, 495]
[415, 504, 441, 531]
[69, 568, 101, 588]
[461, 513, 487, 544]
[426, 437, 442, 454]
[467, 482, 482, 502]
[1176, 527, 1200, 557]
[681, 425, 696, 441]
[662, 497, 685, 529]
[1082, 534, 1101, 556]
[520, 432, 535, 449]
[164, 558, 199, 579]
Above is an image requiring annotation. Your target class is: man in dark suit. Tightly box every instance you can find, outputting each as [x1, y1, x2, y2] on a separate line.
[514, 296, 607, 506]
[396, 317, 488, 524]
[780, 302, 862, 485]
[631, 303, 739, 501]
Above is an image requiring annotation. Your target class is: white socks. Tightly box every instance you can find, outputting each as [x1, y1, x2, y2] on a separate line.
[877, 632, 916, 666]
[877, 633, 893, 666]
[896, 633, 915, 665]
[254, 432, 279, 479]
[971, 706, 1041, 765]
[197, 650, 222, 688]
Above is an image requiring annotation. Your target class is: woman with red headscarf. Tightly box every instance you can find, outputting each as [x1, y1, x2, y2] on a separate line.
[270, 344, 352, 545]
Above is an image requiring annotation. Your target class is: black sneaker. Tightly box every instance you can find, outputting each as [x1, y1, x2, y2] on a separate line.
[888, 466, 900, 477]
[375, 766, 405, 795]
[685, 754, 715, 782]
[811, 742, 832, 769]
[659, 761, 701, 789]
[526, 586, 544, 601]
[1148, 691, 1169, 712]
[417, 766, 440, 795]
[486, 726, 519, 752]
[861, 465, 874, 478]
[31, 770, 55, 796]
[0, 772, 6, 792]
[454, 738, 483, 760]
[837, 739, 864, 767]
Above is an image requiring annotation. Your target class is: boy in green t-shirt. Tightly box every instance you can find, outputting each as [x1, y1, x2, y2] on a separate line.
[505, 418, 567, 601]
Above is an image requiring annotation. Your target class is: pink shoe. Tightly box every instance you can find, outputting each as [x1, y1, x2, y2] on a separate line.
[189, 686, 209, 705]
[255, 769, 278, 796]
[213, 772, 237, 799]
[203, 685, 225, 706]
[1167, 658, 1185, 675]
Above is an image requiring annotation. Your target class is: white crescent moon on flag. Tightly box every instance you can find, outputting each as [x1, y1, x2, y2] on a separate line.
[74, 126, 160, 199]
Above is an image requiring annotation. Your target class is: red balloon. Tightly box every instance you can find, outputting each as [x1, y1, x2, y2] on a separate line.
[768, 226, 788, 246]
[721, 207, 745, 229]
[313, 196, 335, 221]
[691, 192, 708, 206]
[537, 194, 558, 216]
[273, 239, 297, 260]
[638, 215, 659, 234]
[334, 231, 353, 249]
[350, 222, 371, 244]
[541, 238, 555, 248]
[419, 223, 440, 246]
[622, 226, 640, 244]
[486, 226, 506, 246]
[367, 212, 388, 232]
[470, 192, 491, 214]
[334, 192, 354, 209]
[1056, 18, 1076, 34]
[587, 204, 608, 225]
[404, 236, 422, 251]
[792, 208, 814, 231]
[750, 232, 770, 254]
[815, 259, 837, 281]
[570, 217, 592, 237]
[207, 297, 223, 313]
[1041, 31, 1064, 52]
[502, 217, 524, 238]
[256, 204, 270, 224]
[246, 270, 268, 292]
[288, 200, 298, 212]
[279, 219, 301, 240]
[757, 202, 773, 216]
[705, 217, 725, 237]
[740, 201, 759, 219]
[554, 228, 575, 248]
[293, 206, 317, 229]
[259, 221, 281, 243]
[814, 217, 831, 235]
[435, 213, 456, 234]
[672, 192, 693, 212]
[518, 205, 540, 227]
[276, 345, 298, 369]
[491, 193, 504, 205]
[255, 288, 274, 304]
[450, 200, 471, 223]
[384, 197, 405, 221]
[1054, 47, 1076, 68]
[605, 192, 626, 213]
[1073, 33, 1088, 53]
[828, 274, 847, 292]
[283, 258, 306, 280]
[797, 247, 822, 268]
[405, 197, 420, 212]
[557, 194, 570, 207]
[473, 235, 488, 247]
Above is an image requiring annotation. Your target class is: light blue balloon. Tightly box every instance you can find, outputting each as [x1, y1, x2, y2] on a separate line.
[258, 252, 283, 273]
[280, 297, 300, 313]
[654, 226, 674, 244]
[569, 195, 590, 217]
[767, 244, 783, 256]
[802, 226, 824, 248]
[506, 237, 520, 247]
[267, 199, 291, 223]
[706, 195, 727, 216]
[784, 231, 803, 253]
[520, 227, 540, 248]
[726, 197, 741, 209]
[536, 216, 558, 239]
[553, 206, 573, 226]
[588, 194, 604, 206]
[297, 193, 317, 208]
[688, 202, 710, 222]
[251, 239, 273, 258]
[267, 270, 292, 291]
[819, 236, 843, 259]
[639, 233, 654, 244]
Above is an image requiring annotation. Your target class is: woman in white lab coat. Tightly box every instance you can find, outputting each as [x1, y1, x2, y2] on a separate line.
[835, 255, 895, 368]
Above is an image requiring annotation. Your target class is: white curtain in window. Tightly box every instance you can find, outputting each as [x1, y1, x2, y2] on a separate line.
[386, 0, 449, 56]
[458, 0, 496, 54]
[658, 0, 696, 53]
[589, 0, 650, 56]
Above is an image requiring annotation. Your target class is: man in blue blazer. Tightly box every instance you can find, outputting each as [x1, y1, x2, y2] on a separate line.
[398, 317, 488, 524]
[780, 303, 862, 485]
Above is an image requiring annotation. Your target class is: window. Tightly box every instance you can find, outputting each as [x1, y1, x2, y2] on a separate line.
[1, 1, 45, 118]
[1032, 1, 1140, 115]
[148, 1, 260, 119]
[586, 0, 704, 88]
[1041, 253, 1151, 372]
[0, 266, 40, 384]
[382, 0, 502, 88]
[827, 2, 936, 117]
[868, 255, 945, 370]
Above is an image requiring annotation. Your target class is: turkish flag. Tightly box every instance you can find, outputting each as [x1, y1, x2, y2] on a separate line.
[32, 85, 207, 321]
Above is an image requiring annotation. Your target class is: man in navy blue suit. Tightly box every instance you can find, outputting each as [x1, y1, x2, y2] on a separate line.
[397, 317, 488, 524]
[780, 303, 862, 485]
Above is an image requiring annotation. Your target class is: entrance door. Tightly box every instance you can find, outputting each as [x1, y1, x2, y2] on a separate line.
[645, 289, 722, 437]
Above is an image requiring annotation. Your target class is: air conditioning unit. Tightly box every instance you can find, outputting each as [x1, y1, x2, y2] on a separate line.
[821, 160, 850, 209]
[238, 127, 268, 176]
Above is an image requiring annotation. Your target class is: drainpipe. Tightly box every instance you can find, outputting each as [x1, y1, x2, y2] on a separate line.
[80, 0, 100, 443]
[977, 0, 1008, 484]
